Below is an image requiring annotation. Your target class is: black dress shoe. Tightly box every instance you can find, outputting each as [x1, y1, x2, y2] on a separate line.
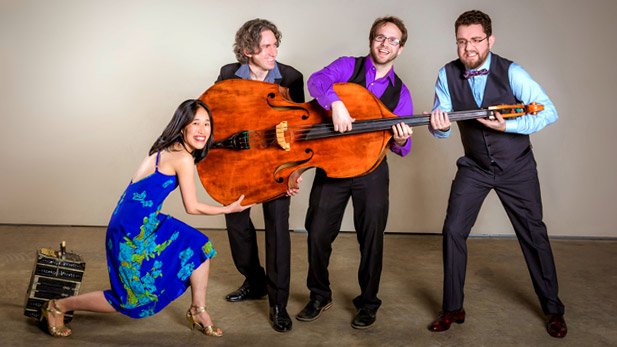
[296, 299, 333, 321]
[547, 314, 567, 338]
[427, 309, 466, 332]
[270, 306, 292, 332]
[225, 284, 266, 302]
[351, 308, 377, 329]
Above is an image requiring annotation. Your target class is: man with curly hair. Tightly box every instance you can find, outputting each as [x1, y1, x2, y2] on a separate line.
[215, 18, 304, 333]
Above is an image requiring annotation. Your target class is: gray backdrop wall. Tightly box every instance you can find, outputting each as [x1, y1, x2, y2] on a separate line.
[1, 0, 616, 237]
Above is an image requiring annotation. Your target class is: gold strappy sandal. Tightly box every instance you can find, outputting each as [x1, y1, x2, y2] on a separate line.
[40, 299, 72, 337]
[186, 305, 223, 337]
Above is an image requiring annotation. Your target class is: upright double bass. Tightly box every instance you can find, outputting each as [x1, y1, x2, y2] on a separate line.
[197, 79, 542, 205]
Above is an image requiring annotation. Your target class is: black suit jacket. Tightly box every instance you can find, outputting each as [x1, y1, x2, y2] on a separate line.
[216, 62, 305, 103]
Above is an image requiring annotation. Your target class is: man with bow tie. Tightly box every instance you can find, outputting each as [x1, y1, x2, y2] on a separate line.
[427, 10, 567, 338]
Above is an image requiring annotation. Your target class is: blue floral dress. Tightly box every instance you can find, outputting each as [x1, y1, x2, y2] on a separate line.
[103, 152, 216, 318]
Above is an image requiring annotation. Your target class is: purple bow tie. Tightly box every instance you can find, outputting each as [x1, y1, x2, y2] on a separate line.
[463, 69, 489, 79]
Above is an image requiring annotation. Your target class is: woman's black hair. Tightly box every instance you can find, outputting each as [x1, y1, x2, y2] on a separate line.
[149, 99, 214, 164]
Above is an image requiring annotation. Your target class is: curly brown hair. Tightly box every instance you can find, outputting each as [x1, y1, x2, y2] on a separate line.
[369, 16, 408, 47]
[233, 19, 281, 64]
[455, 10, 492, 37]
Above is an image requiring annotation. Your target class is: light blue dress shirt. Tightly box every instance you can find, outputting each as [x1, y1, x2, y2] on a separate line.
[431, 52, 558, 138]
[234, 62, 282, 83]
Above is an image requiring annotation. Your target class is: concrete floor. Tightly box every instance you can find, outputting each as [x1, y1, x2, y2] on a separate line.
[1, 224, 616, 347]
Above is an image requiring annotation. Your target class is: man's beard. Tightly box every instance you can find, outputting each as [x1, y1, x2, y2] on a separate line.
[462, 49, 489, 70]
[370, 49, 397, 66]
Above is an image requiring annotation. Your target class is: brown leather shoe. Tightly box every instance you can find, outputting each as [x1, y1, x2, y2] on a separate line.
[427, 309, 466, 332]
[547, 314, 567, 338]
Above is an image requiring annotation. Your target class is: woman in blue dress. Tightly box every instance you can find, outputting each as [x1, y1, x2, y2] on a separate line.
[39, 99, 253, 337]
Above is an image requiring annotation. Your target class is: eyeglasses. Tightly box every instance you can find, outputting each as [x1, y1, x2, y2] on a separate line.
[456, 36, 488, 47]
[374, 35, 401, 47]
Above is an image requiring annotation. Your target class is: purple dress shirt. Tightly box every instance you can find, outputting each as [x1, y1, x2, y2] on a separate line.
[307, 56, 413, 157]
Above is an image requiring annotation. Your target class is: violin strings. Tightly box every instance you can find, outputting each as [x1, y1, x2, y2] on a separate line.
[238, 109, 493, 148]
[241, 121, 383, 148]
[241, 118, 414, 147]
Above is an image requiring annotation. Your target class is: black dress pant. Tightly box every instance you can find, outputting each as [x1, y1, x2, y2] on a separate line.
[305, 159, 389, 311]
[441, 151, 565, 315]
[225, 196, 291, 307]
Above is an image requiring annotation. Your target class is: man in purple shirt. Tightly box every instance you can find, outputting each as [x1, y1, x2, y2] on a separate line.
[296, 16, 413, 330]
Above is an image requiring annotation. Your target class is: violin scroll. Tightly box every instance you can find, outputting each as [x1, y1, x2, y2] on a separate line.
[526, 102, 544, 115]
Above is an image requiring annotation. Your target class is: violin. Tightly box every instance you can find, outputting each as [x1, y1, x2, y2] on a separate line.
[197, 79, 543, 205]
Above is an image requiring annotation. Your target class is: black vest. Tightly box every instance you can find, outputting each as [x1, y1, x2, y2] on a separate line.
[445, 53, 531, 170]
[348, 56, 402, 112]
